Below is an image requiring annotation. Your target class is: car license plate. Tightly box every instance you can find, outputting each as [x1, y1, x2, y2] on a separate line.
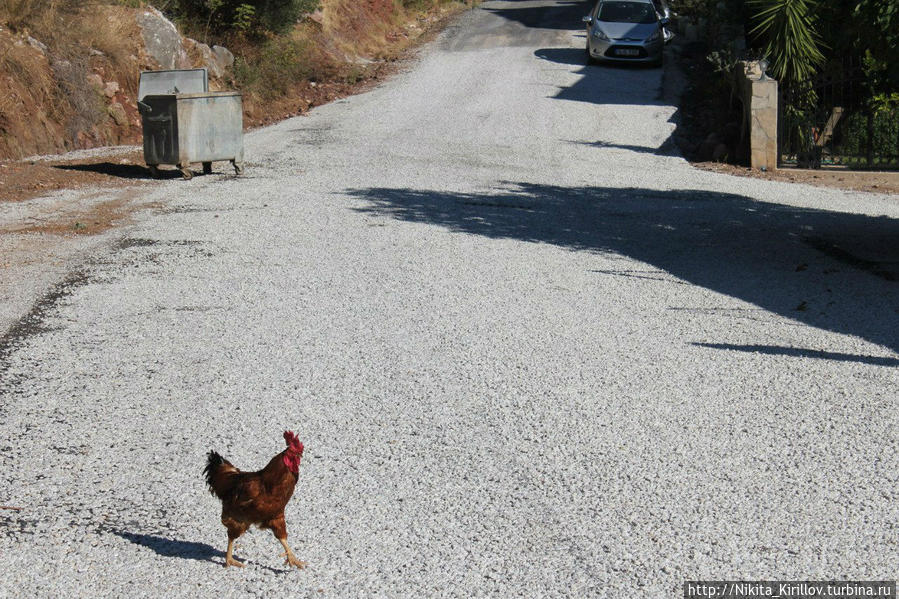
[616, 48, 640, 56]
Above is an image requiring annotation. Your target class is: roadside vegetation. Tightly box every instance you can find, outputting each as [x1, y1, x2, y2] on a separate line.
[674, 0, 899, 169]
[0, 0, 143, 157]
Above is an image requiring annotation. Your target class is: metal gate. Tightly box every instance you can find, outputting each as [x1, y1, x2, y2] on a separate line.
[778, 57, 899, 170]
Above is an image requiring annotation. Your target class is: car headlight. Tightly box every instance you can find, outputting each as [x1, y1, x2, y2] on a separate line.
[592, 28, 609, 41]
[646, 29, 660, 42]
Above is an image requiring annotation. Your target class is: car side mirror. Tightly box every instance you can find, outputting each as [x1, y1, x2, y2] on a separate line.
[582, 16, 593, 24]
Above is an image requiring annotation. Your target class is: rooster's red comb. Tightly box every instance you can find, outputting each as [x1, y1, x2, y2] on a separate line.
[283, 430, 303, 452]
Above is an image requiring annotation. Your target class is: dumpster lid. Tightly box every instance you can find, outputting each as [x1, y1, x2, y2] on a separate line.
[139, 68, 208, 100]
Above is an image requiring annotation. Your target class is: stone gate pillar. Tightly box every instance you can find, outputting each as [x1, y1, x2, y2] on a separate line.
[741, 61, 779, 171]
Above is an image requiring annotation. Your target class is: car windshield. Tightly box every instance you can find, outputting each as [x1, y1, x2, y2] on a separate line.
[598, 1, 657, 24]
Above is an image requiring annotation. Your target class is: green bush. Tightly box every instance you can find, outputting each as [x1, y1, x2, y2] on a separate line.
[234, 34, 316, 98]
[839, 109, 899, 159]
[748, 0, 825, 84]
[400, 0, 432, 9]
[170, 0, 320, 37]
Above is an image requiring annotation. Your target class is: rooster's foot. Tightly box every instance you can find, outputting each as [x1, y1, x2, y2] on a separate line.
[225, 538, 245, 568]
[281, 551, 307, 569]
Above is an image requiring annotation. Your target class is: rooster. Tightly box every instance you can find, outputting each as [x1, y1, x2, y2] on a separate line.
[203, 431, 307, 568]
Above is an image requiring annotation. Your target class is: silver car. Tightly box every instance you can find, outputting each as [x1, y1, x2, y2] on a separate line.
[583, 0, 672, 67]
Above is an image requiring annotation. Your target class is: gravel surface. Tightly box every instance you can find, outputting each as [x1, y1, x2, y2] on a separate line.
[18, 145, 141, 163]
[2, 1, 898, 597]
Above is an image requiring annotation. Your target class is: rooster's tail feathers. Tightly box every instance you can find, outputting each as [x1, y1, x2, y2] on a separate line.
[204, 450, 238, 499]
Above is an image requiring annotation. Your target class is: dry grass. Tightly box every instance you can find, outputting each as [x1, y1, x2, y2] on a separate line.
[1, 1, 139, 87]
[0, 0, 56, 31]
[233, 23, 332, 101]
[0, 1, 145, 157]
[0, 29, 64, 157]
[322, 0, 406, 58]
[4, 197, 132, 235]
[232, 0, 463, 110]
[52, 55, 107, 139]
[78, 4, 142, 92]
[0, 38, 55, 108]
[0, 0, 81, 40]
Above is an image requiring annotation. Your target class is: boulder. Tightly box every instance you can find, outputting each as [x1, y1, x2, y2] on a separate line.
[184, 38, 215, 77]
[212, 45, 234, 72]
[182, 39, 234, 78]
[137, 7, 187, 70]
[104, 81, 120, 98]
[107, 102, 129, 127]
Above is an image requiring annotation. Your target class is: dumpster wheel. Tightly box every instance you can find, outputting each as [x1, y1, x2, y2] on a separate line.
[180, 165, 193, 180]
[147, 164, 161, 179]
[232, 160, 244, 176]
[203, 162, 212, 175]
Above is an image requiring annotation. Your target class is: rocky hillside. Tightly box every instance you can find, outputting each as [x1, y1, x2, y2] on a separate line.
[0, 5, 237, 159]
[0, 0, 465, 161]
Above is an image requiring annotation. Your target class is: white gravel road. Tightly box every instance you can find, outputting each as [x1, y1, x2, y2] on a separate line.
[2, 1, 898, 597]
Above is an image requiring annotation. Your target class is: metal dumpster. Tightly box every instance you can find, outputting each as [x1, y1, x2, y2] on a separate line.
[138, 68, 244, 179]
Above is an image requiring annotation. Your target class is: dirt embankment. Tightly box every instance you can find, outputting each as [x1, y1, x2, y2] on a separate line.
[0, 0, 468, 164]
[0, 4, 150, 160]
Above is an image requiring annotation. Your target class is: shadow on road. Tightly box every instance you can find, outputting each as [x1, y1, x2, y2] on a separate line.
[535, 46, 661, 72]
[566, 138, 681, 156]
[692, 343, 899, 367]
[534, 47, 669, 106]
[112, 530, 289, 572]
[484, 0, 591, 31]
[348, 182, 899, 360]
[113, 530, 224, 563]
[534, 47, 586, 66]
[533, 45, 681, 154]
[54, 162, 181, 180]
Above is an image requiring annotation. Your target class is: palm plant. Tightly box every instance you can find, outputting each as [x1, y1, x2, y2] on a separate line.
[748, 0, 825, 84]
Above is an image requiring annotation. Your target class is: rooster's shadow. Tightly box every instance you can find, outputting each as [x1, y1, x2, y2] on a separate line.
[112, 530, 291, 573]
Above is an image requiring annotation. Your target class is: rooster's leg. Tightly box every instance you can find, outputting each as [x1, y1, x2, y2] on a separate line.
[262, 513, 306, 570]
[265, 515, 307, 569]
[225, 538, 245, 568]
[223, 518, 248, 568]
[278, 537, 307, 569]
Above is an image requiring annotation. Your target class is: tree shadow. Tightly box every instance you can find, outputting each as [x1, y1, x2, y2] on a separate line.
[112, 530, 290, 573]
[532, 32, 683, 156]
[483, 0, 591, 31]
[532, 45, 680, 157]
[692, 343, 899, 367]
[347, 182, 899, 360]
[566, 138, 681, 156]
